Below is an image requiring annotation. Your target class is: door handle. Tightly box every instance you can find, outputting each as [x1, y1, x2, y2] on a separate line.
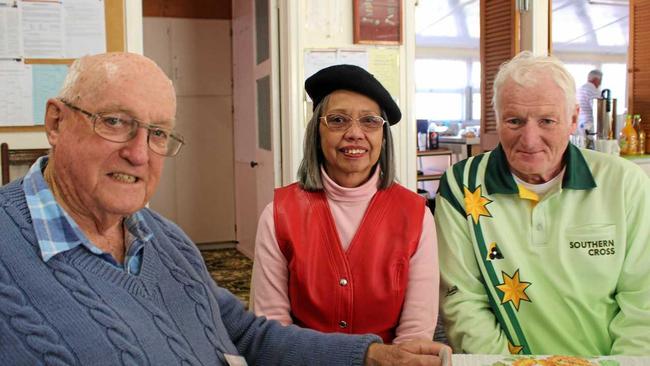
[250, 161, 258, 168]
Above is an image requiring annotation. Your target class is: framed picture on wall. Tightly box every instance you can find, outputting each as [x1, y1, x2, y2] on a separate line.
[353, 0, 402, 45]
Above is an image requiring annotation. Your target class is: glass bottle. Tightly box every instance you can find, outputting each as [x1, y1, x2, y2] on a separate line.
[427, 122, 438, 150]
[633, 114, 646, 155]
[619, 114, 638, 155]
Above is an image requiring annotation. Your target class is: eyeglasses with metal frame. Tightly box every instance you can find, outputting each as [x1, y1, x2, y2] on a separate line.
[319, 113, 386, 132]
[59, 99, 185, 157]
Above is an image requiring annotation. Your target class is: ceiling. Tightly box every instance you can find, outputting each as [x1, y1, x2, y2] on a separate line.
[415, 0, 629, 54]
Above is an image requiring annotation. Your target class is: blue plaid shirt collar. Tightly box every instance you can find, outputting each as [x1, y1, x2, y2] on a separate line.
[22, 156, 153, 274]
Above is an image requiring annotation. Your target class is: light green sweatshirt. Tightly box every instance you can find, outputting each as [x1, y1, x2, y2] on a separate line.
[435, 144, 650, 356]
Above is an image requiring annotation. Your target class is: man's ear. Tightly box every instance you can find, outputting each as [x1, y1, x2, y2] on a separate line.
[569, 104, 579, 134]
[44, 99, 64, 147]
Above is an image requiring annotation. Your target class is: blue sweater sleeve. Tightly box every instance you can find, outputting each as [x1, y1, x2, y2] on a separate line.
[212, 281, 381, 365]
[146, 210, 381, 365]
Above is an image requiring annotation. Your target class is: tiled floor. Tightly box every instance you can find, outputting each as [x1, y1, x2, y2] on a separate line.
[201, 248, 253, 307]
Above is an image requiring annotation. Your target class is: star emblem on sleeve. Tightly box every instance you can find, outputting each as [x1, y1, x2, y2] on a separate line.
[496, 269, 531, 311]
[463, 186, 492, 224]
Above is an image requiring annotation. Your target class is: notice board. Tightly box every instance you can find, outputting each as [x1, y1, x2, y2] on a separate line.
[0, 0, 125, 132]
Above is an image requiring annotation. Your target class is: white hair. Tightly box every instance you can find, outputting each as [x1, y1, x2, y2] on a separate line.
[492, 51, 577, 121]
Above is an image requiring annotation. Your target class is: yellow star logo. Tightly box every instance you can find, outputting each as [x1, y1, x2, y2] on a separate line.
[464, 186, 492, 224]
[508, 341, 523, 354]
[496, 270, 531, 311]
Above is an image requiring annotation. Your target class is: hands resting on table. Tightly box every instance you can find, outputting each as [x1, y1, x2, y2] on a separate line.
[365, 339, 452, 366]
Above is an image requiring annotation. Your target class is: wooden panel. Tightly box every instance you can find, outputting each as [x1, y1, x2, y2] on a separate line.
[480, 0, 519, 150]
[629, 0, 650, 141]
[143, 0, 231, 19]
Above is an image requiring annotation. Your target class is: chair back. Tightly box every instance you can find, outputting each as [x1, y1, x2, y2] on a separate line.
[1, 143, 49, 185]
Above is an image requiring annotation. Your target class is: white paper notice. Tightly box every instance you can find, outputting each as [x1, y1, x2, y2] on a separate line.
[303, 50, 337, 81]
[337, 50, 369, 70]
[0, 1, 22, 59]
[0, 60, 33, 125]
[22, 1, 64, 58]
[64, 0, 106, 58]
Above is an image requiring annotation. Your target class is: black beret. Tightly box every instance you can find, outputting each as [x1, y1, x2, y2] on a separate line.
[305, 64, 401, 125]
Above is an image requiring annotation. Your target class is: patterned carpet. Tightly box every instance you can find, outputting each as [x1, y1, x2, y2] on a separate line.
[201, 248, 253, 308]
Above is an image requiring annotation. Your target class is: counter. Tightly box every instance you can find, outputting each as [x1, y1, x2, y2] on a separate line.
[438, 135, 481, 162]
[622, 154, 650, 177]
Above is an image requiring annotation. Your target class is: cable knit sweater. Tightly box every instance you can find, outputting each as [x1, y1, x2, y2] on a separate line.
[0, 179, 380, 365]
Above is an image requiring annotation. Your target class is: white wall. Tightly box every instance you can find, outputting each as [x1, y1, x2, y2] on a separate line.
[279, 0, 417, 190]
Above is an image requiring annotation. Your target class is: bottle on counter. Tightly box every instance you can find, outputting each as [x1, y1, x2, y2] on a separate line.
[619, 114, 638, 155]
[633, 114, 646, 155]
[427, 122, 439, 150]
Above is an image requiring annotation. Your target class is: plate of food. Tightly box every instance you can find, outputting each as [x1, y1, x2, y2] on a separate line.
[451, 354, 646, 366]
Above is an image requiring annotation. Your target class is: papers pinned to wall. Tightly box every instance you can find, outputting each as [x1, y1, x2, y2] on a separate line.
[0, 1, 22, 59]
[303, 47, 400, 101]
[0, 60, 33, 126]
[0, 61, 68, 126]
[32, 64, 68, 124]
[0, 0, 105, 127]
[1, 0, 106, 60]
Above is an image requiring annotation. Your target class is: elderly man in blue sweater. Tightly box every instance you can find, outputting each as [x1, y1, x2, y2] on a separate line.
[0, 52, 450, 365]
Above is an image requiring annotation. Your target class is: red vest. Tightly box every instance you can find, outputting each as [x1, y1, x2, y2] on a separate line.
[273, 183, 425, 343]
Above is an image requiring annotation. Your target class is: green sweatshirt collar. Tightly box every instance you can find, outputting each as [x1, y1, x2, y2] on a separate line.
[485, 143, 596, 195]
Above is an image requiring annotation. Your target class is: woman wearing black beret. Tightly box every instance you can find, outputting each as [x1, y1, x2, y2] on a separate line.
[252, 65, 442, 346]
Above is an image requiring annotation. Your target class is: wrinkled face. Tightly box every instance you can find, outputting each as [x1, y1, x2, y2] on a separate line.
[497, 74, 578, 184]
[319, 90, 384, 188]
[46, 55, 176, 218]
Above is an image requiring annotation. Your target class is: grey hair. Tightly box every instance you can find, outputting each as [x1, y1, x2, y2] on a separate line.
[492, 51, 577, 121]
[297, 95, 396, 191]
[587, 69, 603, 82]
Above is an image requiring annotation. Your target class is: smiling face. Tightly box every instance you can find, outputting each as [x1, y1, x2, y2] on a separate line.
[497, 73, 578, 184]
[45, 54, 176, 221]
[319, 90, 384, 188]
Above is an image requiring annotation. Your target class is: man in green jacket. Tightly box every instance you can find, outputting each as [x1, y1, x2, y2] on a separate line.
[435, 51, 650, 356]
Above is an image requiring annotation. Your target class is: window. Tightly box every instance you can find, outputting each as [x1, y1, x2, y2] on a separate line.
[565, 62, 627, 111]
[415, 0, 480, 125]
[552, 0, 628, 112]
[415, 58, 480, 123]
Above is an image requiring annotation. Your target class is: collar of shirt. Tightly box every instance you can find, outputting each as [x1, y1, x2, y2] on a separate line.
[22, 156, 153, 274]
[484, 143, 597, 195]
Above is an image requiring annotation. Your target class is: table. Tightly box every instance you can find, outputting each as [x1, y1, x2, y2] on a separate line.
[438, 135, 481, 162]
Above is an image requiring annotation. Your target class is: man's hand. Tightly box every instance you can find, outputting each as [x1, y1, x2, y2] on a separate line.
[364, 340, 452, 366]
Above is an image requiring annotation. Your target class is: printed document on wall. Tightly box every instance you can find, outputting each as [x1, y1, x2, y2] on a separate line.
[0, 1, 22, 59]
[64, 0, 106, 58]
[22, 1, 64, 58]
[32, 64, 68, 125]
[0, 60, 33, 126]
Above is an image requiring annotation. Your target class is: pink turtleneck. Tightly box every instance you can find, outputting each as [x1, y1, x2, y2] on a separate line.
[251, 168, 439, 344]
